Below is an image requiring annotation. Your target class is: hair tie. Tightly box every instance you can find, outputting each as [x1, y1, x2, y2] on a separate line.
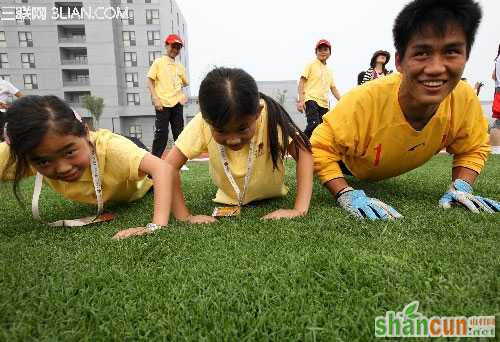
[73, 110, 83, 123]
[3, 123, 10, 145]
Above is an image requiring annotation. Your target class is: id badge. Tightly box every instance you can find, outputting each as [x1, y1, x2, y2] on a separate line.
[92, 212, 117, 224]
[212, 206, 240, 217]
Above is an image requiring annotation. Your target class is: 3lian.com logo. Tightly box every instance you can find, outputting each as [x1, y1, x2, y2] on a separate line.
[374, 301, 495, 338]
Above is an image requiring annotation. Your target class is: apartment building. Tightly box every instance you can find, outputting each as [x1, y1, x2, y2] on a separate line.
[0, 0, 190, 148]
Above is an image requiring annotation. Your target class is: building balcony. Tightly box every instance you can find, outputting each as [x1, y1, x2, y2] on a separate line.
[63, 79, 90, 87]
[61, 56, 88, 65]
[58, 35, 86, 43]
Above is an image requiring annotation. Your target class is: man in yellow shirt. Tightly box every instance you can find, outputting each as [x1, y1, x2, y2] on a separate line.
[297, 39, 342, 138]
[147, 34, 189, 164]
[311, 0, 499, 219]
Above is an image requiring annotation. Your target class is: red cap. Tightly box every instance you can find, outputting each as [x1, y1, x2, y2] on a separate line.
[315, 39, 331, 49]
[165, 34, 184, 46]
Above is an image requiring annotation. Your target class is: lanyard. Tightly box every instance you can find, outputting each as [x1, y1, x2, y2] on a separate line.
[217, 142, 256, 207]
[31, 150, 104, 227]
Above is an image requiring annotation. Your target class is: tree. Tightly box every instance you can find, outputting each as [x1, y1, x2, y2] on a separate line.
[81, 95, 104, 128]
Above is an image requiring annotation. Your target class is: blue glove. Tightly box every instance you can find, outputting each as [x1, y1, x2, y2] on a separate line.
[439, 179, 500, 213]
[336, 187, 403, 220]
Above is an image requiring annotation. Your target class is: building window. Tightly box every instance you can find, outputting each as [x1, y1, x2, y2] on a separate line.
[170, 0, 172, 13]
[0, 54, 9, 69]
[177, 12, 179, 25]
[126, 0, 133, 3]
[122, 31, 136, 47]
[21, 53, 35, 68]
[148, 51, 162, 66]
[122, 9, 134, 25]
[147, 31, 160, 46]
[127, 93, 140, 106]
[0, 75, 10, 81]
[124, 52, 137, 67]
[125, 72, 139, 88]
[18, 32, 33, 47]
[145, 9, 159, 25]
[129, 125, 142, 139]
[171, 20, 174, 32]
[182, 24, 185, 34]
[23, 74, 38, 89]
[145, 0, 151, 3]
[0, 32, 6, 48]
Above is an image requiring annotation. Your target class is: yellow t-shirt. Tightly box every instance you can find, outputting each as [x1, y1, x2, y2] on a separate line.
[0, 129, 153, 204]
[311, 73, 490, 183]
[147, 56, 188, 108]
[301, 59, 335, 109]
[175, 103, 288, 205]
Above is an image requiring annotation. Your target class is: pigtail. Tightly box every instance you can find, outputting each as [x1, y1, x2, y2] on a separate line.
[258, 92, 311, 170]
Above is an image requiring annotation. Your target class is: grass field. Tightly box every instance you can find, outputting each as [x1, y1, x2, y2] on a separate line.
[0, 155, 499, 340]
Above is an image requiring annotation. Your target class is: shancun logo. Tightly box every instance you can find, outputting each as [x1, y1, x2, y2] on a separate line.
[374, 301, 495, 338]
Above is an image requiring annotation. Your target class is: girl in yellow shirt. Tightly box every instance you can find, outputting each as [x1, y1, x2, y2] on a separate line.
[122, 67, 313, 239]
[1, 95, 173, 237]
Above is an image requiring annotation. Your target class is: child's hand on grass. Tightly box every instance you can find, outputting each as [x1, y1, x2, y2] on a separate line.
[112, 227, 149, 240]
[262, 208, 305, 220]
[181, 215, 217, 224]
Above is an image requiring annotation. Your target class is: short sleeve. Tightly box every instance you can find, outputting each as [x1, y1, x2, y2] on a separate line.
[179, 64, 189, 86]
[101, 134, 149, 182]
[447, 94, 490, 173]
[329, 70, 335, 88]
[175, 113, 208, 159]
[147, 59, 159, 80]
[311, 93, 364, 183]
[301, 63, 311, 80]
[6, 81, 19, 95]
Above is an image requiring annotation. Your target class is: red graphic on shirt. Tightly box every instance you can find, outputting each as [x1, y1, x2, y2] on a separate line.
[374, 144, 382, 167]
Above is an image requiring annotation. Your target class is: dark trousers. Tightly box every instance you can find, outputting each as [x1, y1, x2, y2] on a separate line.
[304, 100, 329, 138]
[151, 103, 184, 157]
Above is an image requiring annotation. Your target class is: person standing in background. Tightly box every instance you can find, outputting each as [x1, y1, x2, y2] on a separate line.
[359, 50, 392, 85]
[147, 34, 190, 170]
[490, 43, 500, 154]
[297, 39, 341, 138]
[0, 79, 23, 141]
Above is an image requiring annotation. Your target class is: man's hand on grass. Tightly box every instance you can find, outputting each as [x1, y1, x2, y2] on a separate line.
[439, 179, 500, 213]
[262, 208, 305, 220]
[337, 188, 402, 220]
[112, 227, 149, 240]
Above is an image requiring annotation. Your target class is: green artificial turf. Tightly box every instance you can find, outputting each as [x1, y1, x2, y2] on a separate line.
[0, 155, 499, 341]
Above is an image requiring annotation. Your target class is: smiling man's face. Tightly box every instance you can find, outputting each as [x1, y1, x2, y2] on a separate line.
[396, 22, 467, 109]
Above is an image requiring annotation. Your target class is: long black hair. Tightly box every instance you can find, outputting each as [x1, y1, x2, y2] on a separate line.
[198, 67, 311, 170]
[3, 95, 87, 202]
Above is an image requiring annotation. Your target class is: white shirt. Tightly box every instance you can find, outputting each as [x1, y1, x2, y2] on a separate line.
[0, 79, 20, 112]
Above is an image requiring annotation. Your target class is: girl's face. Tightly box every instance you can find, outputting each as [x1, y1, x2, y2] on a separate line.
[28, 131, 92, 182]
[376, 55, 387, 64]
[210, 106, 262, 151]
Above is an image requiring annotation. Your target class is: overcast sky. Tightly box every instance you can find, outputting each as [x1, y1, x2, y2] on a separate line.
[177, 0, 499, 102]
